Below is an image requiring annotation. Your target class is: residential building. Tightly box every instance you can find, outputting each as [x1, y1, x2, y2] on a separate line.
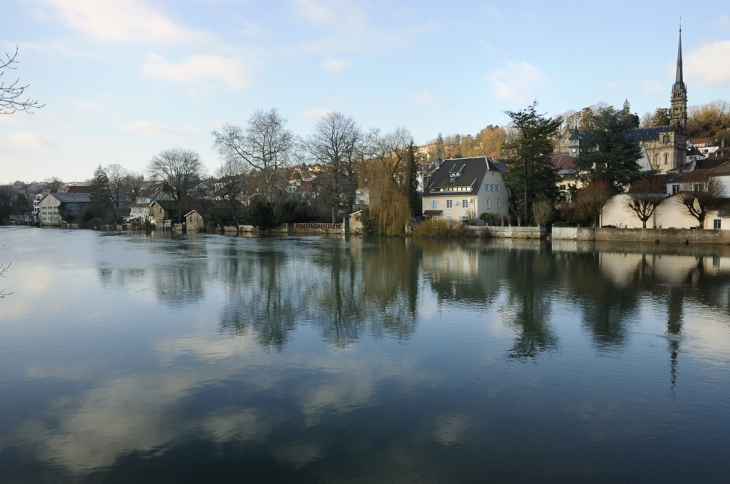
[422, 156, 508, 222]
[36, 192, 91, 226]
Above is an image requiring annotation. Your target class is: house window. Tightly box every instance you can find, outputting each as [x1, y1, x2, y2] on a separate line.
[487, 198, 491, 209]
[462, 199, 469, 208]
[714, 219, 722, 230]
[446, 200, 453, 209]
[664, 153, 668, 165]
[430, 200, 437, 209]
[498, 198, 501, 208]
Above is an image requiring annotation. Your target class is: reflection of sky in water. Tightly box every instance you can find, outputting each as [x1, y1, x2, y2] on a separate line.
[1, 227, 730, 482]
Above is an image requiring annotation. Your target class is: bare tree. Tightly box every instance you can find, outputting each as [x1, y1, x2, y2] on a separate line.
[625, 176, 666, 228]
[532, 199, 553, 226]
[212, 109, 295, 201]
[104, 164, 128, 208]
[678, 176, 723, 229]
[303, 112, 361, 227]
[43, 177, 64, 191]
[360, 127, 413, 235]
[122, 172, 145, 204]
[147, 148, 203, 220]
[1, 47, 44, 114]
[215, 155, 249, 218]
[575, 180, 614, 227]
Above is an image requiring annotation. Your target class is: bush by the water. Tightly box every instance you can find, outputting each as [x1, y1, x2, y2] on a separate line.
[414, 218, 464, 237]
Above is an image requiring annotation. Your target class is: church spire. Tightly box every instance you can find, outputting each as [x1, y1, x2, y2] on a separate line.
[674, 25, 684, 90]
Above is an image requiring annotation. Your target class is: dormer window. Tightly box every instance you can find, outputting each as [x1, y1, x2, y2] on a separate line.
[448, 164, 466, 182]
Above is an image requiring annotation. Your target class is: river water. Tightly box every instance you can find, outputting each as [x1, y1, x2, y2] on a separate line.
[1, 226, 729, 483]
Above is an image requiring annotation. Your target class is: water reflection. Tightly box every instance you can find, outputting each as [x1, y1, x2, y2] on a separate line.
[3, 229, 730, 482]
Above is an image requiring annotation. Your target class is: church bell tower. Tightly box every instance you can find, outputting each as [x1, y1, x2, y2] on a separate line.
[671, 26, 688, 168]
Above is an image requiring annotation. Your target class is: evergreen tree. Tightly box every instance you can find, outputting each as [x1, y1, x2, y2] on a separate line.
[407, 141, 420, 216]
[435, 133, 445, 160]
[576, 106, 644, 192]
[90, 165, 114, 220]
[503, 102, 562, 225]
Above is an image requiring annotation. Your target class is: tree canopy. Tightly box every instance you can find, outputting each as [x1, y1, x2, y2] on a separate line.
[212, 108, 295, 201]
[503, 101, 561, 225]
[575, 106, 643, 192]
[303, 111, 361, 225]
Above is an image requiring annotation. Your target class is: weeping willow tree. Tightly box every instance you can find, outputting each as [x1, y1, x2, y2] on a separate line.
[360, 128, 414, 235]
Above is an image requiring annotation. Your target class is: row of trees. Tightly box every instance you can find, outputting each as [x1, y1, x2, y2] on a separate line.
[210, 109, 420, 234]
[504, 101, 644, 226]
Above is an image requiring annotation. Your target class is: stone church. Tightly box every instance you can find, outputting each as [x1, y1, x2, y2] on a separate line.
[627, 28, 688, 174]
[553, 29, 688, 174]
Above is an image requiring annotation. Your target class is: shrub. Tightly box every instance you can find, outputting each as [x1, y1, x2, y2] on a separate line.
[480, 212, 496, 226]
[413, 218, 464, 237]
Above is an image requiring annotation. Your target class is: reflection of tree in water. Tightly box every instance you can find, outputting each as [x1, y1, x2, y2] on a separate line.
[559, 252, 641, 351]
[153, 261, 206, 304]
[218, 238, 421, 350]
[219, 247, 299, 350]
[501, 249, 557, 360]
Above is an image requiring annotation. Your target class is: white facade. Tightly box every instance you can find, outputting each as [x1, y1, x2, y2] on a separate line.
[422, 158, 508, 222]
[602, 193, 728, 230]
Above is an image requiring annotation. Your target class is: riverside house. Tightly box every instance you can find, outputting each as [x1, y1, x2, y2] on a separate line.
[36, 192, 91, 226]
[422, 156, 509, 222]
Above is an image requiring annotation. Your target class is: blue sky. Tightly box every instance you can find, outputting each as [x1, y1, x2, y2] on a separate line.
[2, 0, 729, 183]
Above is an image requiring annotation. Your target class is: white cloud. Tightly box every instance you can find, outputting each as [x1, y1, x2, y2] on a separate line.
[292, 0, 368, 31]
[290, 0, 434, 55]
[65, 98, 102, 109]
[120, 121, 201, 137]
[408, 91, 441, 106]
[685, 41, 730, 87]
[36, 0, 216, 45]
[642, 80, 664, 94]
[141, 53, 255, 90]
[714, 14, 730, 28]
[301, 108, 331, 119]
[607, 81, 620, 91]
[322, 57, 351, 72]
[487, 62, 548, 103]
[2, 132, 58, 149]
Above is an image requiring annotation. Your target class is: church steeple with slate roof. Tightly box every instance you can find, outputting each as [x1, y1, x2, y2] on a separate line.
[670, 24, 688, 168]
[670, 25, 687, 133]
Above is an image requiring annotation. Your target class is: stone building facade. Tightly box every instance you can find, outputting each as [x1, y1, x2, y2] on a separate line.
[627, 28, 688, 173]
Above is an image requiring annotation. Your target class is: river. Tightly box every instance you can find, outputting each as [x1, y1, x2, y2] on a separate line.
[1, 226, 729, 483]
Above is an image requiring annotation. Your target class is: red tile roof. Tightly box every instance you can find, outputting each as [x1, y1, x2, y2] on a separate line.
[551, 154, 578, 171]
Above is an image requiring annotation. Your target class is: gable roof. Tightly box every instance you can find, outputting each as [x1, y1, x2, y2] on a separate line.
[49, 193, 91, 203]
[552, 154, 578, 171]
[672, 168, 712, 184]
[708, 161, 730, 177]
[426, 157, 497, 196]
[65, 185, 92, 194]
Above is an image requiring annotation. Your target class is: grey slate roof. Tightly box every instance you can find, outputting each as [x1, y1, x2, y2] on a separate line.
[50, 193, 91, 203]
[624, 126, 674, 142]
[426, 157, 499, 196]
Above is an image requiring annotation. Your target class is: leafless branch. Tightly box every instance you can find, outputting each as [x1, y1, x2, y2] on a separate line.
[1, 46, 45, 114]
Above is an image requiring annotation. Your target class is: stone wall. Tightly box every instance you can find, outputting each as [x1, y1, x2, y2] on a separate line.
[291, 223, 343, 235]
[552, 227, 597, 241]
[551, 226, 730, 244]
[466, 226, 546, 239]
